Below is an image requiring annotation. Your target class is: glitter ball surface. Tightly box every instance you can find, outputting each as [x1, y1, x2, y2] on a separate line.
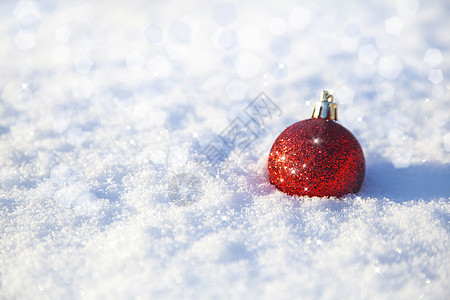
[268, 118, 366, 197]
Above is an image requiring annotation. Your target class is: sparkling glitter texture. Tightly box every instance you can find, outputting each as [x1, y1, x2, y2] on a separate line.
[268, 115, 365, 197]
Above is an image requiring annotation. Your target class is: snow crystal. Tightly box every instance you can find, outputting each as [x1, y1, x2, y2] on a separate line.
[167, 173, 203, 206]
[54, 182, 102, 216]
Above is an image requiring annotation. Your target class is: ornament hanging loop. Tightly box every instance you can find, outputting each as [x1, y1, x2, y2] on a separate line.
[322, 90, 334, 102]
[312, 90, 338, 121]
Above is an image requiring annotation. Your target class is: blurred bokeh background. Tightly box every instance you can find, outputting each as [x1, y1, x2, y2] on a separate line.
[1, 0, 449, 168]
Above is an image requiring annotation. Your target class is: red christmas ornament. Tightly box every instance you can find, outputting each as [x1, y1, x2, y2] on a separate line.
[268, 90, 365, 197]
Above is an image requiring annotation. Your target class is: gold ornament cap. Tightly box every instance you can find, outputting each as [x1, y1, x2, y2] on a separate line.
[312, 90, 338, 121]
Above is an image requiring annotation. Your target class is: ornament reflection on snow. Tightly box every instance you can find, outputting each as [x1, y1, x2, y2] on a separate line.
[268, 91, 365, 197]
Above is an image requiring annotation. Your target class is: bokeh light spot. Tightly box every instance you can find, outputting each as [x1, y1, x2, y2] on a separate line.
[74, 55, 93, 73]
[225, 79, 247, 101]
[289, 7, 311, 30]
[212, 2, 237, 27]
[144, 24, 163, 44]
[14, 30, 36, 50]
[379, 56, 403, 79]
[424, 48, 442, 67]
[359, 44, 378, 64]
[385, 16, 404, 35]
[428, 70, 443, 85]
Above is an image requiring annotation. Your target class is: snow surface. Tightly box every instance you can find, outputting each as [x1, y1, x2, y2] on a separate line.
[1, 0, 449, 298]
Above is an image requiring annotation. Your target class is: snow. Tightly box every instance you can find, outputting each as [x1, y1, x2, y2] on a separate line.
[0, 0, 449, 299]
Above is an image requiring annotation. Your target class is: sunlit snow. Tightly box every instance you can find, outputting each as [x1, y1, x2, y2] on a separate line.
[0, 0, 449, 299]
